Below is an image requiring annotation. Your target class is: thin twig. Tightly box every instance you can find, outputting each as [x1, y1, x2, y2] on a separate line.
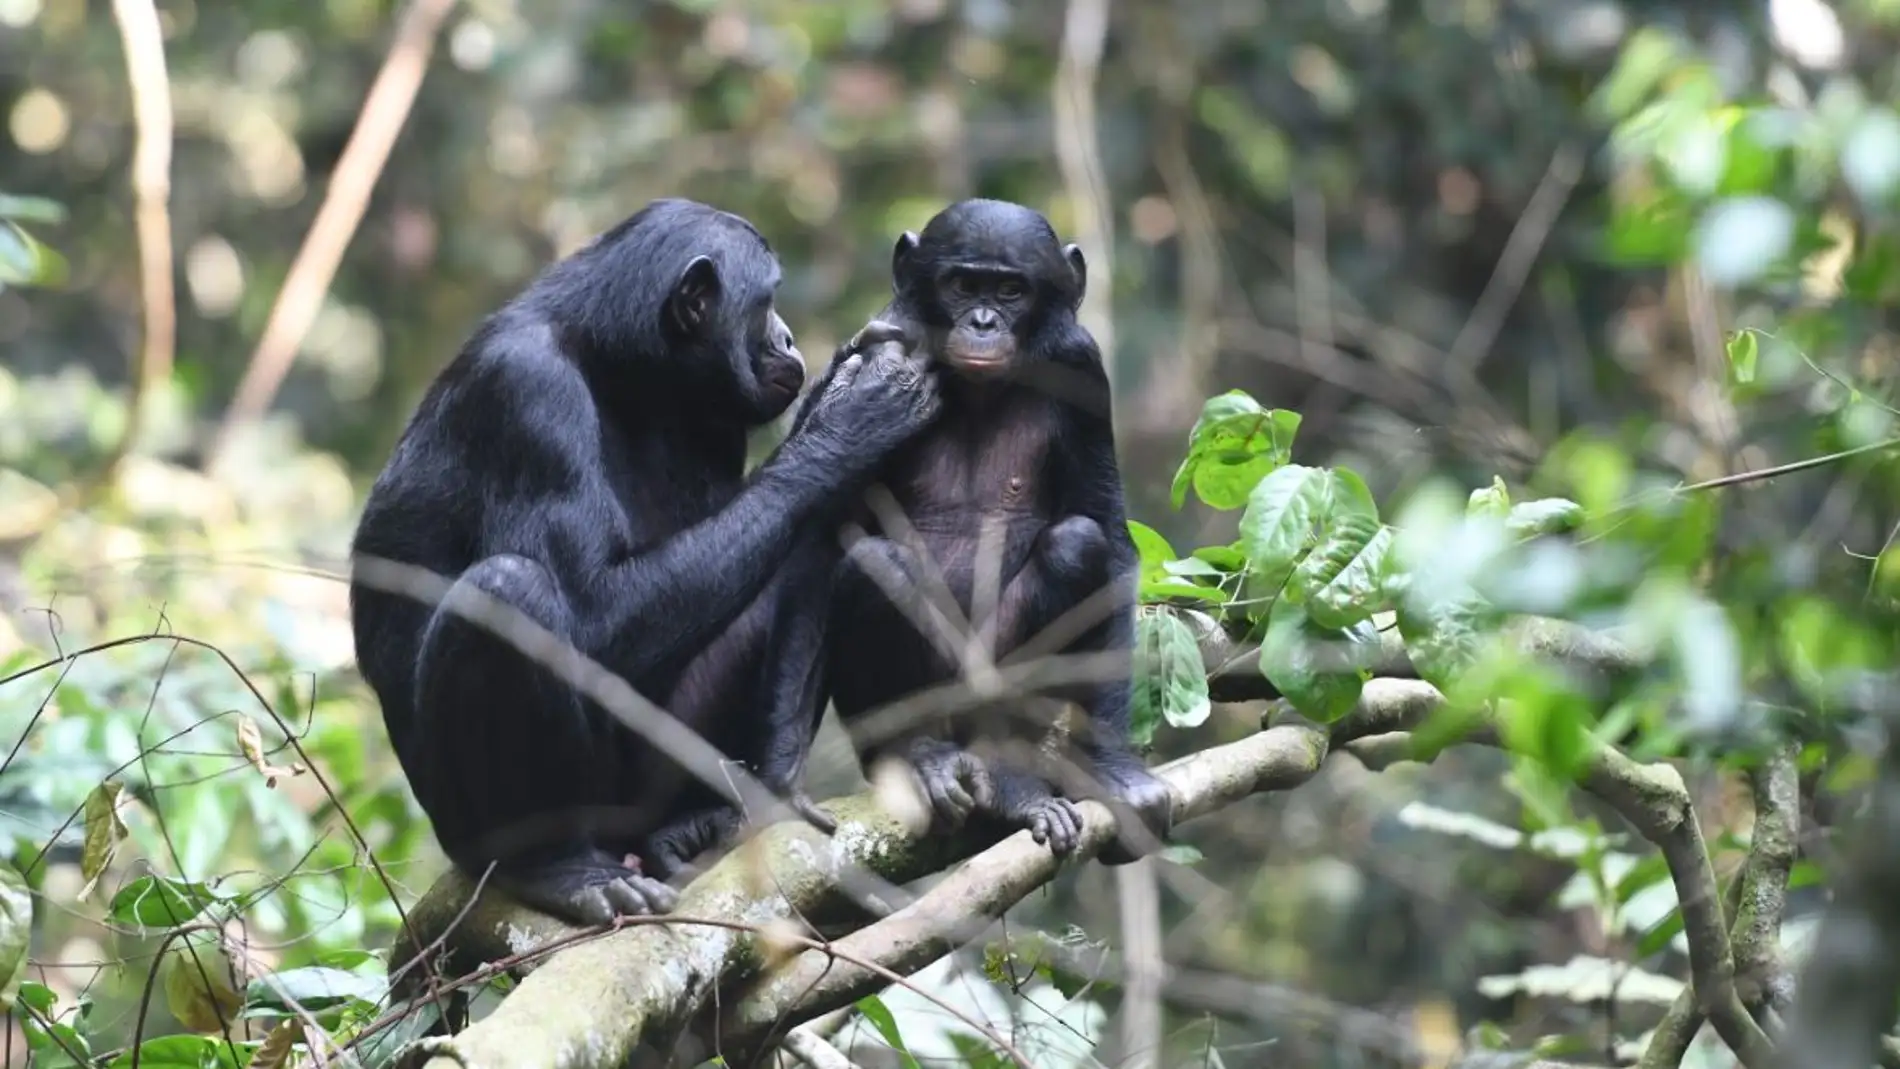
[206, 0, 458, 472]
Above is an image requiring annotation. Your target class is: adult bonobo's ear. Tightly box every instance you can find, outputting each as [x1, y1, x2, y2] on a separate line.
[890, 231, 920, 294]
[669, 255, 721, 335]
[1063, 243, 1088, 308]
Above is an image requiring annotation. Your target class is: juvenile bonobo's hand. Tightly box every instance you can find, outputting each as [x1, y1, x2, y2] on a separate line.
[796, 319, 940, 466]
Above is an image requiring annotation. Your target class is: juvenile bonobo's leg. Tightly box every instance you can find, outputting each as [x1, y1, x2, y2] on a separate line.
[985, 518, 1176, 865]
[411, 553, 678, 925]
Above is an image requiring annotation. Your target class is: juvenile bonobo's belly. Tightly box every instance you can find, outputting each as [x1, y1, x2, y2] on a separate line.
[831, 406, 1057, 718]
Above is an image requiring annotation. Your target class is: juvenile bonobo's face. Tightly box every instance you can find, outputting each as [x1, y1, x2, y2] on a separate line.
[895, 199, 1087, 381]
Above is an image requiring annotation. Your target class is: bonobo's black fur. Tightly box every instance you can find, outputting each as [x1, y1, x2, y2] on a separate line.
[761, 198, 1175, 864]
[348, 198, 940, 926]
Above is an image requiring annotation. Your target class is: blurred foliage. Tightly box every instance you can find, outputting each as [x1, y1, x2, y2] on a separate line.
[3, 0, 1900, 1066]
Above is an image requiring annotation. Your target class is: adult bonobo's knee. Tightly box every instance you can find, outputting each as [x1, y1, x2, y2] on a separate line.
[348, 198, 943, 927]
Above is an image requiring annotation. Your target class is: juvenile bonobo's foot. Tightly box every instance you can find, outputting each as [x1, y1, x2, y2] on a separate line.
[494, 849, 679, 927]
[1012, 795, 1086, 857]
[785, 789, 840, 835]
[902, 739, 996, 831]
[1090, 762, 1177, 866]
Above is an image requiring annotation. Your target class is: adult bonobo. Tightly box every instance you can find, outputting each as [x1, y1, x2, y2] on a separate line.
[348, 199, 940, 926]
[765, 198, 1175, 865]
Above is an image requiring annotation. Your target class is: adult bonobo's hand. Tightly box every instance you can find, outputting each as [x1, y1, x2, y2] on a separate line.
[795, 319, 940, 469]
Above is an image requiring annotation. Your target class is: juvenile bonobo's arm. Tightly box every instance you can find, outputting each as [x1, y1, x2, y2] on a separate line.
[480, 329, 936, 685]
[1022, 345, 1177, 865]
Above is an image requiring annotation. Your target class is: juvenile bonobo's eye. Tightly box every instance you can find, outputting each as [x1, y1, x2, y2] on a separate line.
[996, 279, 1026, 301]
[948, 273, 978, 299]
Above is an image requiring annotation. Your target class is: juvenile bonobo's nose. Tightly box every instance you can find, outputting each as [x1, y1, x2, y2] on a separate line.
[969, 307, 1001, 334]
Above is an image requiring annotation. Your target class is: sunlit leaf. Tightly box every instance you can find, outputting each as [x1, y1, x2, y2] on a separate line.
[1725, 329, 1759, 386]
[162, 934, 244, 1033]
[1590, 27, 1680, 123]
[1171, 391, 1301, 510]
[1238, 463, 1329, 593]
[1127, 520, 1175, 583]
[1467, 476, 1510, 519]
[0, 858, 29, 1010]
[107, 1034, 255, 1069]
[1396, 583, 1500, 695]
[1159, 843, 1205, 866]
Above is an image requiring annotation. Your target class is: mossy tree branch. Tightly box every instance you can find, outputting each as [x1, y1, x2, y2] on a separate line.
[387, 618, 1798, 1069]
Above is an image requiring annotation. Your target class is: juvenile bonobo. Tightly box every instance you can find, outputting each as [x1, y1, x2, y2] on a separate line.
[776, 198, 1175, 864]
[348, 199, 940, 926]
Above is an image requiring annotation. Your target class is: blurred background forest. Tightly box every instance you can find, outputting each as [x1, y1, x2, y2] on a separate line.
[3, 0, 1900, 1067]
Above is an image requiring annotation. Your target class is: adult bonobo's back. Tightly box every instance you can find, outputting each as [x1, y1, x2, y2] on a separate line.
[791, 197, 1175, 865]
[349, 198, 941, 925]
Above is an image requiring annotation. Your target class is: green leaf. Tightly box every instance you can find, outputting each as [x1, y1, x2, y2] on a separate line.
[1127, 520, 1176, 583]
[1162, 557, 1224, 578]
[0, 858, 29, 1011]
[1467, 476, 1511, 519]
[79, 781, 130, 901]
[1395, 584, 1500, 694]
[1132, 610, 1211, 745]
[947, 1033, 1013, 1069]
[108, 874, 221, 929]
[1308, 525, 1394, 630]
[1725, 329, 1759, 385]
[1257, 599, 1368, 722]
[1504, 498, 1585, 540]
[1238, 463, 1330, 593]
[1170, 391, 1301, 510]
[1289, 469, 1385, 627]
[245, 966, 386, 1015]
[853, 995, 923, 1069]
[0, 194, 67, 225]
[1191, 544, 1248, 572]
[1589, 27, 1680, 123]
[1140, 581, 1226, 605]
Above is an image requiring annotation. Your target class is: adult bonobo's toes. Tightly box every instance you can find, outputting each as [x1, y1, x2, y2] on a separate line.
[1024, 797, 1085, 857]
[498, 853, 678, 927]
[1096, 767, 1177, 866]
[786, 790, 840, 835]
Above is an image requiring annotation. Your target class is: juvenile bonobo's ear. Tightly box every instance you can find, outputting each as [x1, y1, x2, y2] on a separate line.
[1063, 243, 1088, 307]
[669, 255, 721, 335]
[890, 231, 920, 294]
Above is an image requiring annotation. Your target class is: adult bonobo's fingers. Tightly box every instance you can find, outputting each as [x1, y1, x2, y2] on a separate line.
[850, 318, 908, 353]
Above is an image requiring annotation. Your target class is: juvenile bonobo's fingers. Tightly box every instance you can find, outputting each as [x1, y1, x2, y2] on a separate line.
[1024, 797, 1084, 857]
[608, 875, 679, 916]
[905, 743, 994, 829]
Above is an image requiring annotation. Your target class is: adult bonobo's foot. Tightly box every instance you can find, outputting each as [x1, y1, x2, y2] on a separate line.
[1090, 762, 1177, 866]
[493, 848, 680, 927]
[901, 738, 996, 831]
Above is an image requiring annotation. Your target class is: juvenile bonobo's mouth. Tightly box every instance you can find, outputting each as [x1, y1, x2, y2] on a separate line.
[942, 339, 1014, 378]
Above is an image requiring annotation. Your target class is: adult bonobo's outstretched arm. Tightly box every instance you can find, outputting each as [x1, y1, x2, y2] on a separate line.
[349, 200, 939, 927]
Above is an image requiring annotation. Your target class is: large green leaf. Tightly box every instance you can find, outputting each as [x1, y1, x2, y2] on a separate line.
[1238, 464, 1330, 595]
[1395, 584, 1501, 695]
[1307, 525, 1394, 630]
[854, 995, 923, 1069]
[108, 874, 222, 929]
[246, 966, 387, 1017]
[1505, 498, 1586, 540]
[1170, 390, 1301, 510]
[1132, 609, 1211, 745]
[1257, 599, 1368, 722]
[1289, 469, 1385, 627]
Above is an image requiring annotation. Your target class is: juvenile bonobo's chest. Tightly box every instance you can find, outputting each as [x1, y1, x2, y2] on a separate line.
[885, 392, 1055, 535]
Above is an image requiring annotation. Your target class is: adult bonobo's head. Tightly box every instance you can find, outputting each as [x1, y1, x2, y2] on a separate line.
[551, 198, 805, 423]
[890, 199, 1087, 381]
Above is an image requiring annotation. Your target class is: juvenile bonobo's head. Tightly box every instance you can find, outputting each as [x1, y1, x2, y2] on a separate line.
[890, 199, 1086, 381]
[565, 198, 805, 423]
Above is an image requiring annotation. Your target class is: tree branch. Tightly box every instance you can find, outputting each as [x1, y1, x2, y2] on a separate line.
[387, 617, 1780, 1069]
